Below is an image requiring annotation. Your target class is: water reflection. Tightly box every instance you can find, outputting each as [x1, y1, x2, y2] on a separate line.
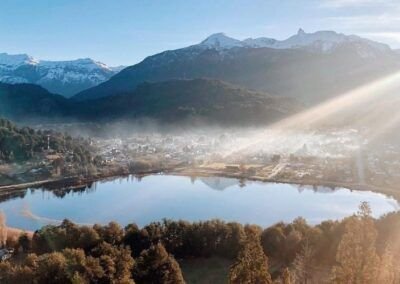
[0, 175, 398, 231]
[199, 177, 240, 191]
[0, 176, 345, 204]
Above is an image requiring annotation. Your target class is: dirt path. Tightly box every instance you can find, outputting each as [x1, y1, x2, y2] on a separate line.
[267, 162, 287, 179]
[0, 179, 55, 191]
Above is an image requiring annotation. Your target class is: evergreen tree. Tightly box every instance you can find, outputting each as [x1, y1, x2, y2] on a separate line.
[292, 241, 315, 284]
[18, 232, 32, 253]
[377, 243, 399, 284]
[229, 225, 272, 284]
[133, 242, 185, 284]
[35, 252, 69, 284]
[331, 202, 380, 284]
[91, 242, 135, 283]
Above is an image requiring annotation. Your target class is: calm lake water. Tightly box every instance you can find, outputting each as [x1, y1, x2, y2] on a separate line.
[0, 175, 398, 231]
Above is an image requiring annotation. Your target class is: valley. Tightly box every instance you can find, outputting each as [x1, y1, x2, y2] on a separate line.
[2, 125, 400, 204]
[2, 19, 400, 283]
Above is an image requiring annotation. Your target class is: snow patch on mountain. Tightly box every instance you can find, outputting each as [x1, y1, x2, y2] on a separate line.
[200, 33, 245, 50]
[0, 53, 38, 67]
[109, 65, 126, 72]
[0, 54, 114, 72]
[243, 37, 277, 48]
[0, 75, 29, 84]
[273, 29, 390, 54]
[197, 29, 391, 56]
[0, 53, 123, 97]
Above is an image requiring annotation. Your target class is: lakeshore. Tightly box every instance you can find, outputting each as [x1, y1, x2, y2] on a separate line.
[1, 165, 399, 203]
[1, 174, 397, 232]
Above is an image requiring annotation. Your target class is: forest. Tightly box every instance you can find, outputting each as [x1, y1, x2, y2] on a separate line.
[0, 118, 92, 164]
[0, 79, 300, 126]
[0, 202, 399, 283]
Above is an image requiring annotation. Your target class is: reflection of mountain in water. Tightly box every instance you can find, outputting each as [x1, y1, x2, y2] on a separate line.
[297, 185, 336, 194]
[199, 177, 239, 191]
[50, 183, 96, 198]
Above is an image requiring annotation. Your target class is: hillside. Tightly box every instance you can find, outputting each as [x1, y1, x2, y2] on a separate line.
[0, 82, 72, 121]
[0, 79, 301, 126]
[77, 78, 301, 125]
[0, 118, 92, 163]
[73, 30, 400, 103]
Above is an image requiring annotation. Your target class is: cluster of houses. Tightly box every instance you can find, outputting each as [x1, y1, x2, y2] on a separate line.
[92, 133, 233, 167]
[87, 128, 400, 188]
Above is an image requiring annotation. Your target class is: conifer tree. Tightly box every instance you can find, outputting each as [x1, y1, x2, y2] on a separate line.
[378, 243, 399, 284]
[331, 202, 380, 284]
[292, 241, 315, 284]
[133, 242, 185, 284]
[229, 225, 272, 284]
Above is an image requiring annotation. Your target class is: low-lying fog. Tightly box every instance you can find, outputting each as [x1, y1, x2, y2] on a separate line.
[28, 70, 400, 193]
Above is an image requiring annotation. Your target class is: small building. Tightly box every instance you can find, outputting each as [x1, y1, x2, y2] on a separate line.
[0, 248, 13, 262]
[225, 165, 240, 172]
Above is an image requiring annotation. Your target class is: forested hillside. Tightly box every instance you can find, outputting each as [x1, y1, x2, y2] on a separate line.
[0, 79, 301, 126]
[77, 79, 301, 125]
[0, 83, 71, 122]
[0, 118, 92, 163]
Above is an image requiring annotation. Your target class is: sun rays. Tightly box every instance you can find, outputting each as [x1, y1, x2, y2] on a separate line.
[221, 70, 400, 158]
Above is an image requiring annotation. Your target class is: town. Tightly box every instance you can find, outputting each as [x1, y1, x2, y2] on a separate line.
[2, 124, 400, 201]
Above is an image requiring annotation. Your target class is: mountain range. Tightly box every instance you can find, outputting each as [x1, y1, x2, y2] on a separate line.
[200, 28, 390, 53]
[0, 53, 123, 97]
[2, 29, 400, 126]
[74, 29, 400, 103]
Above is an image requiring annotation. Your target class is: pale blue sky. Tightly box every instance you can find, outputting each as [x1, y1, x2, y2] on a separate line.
[1, 0, 400, 66]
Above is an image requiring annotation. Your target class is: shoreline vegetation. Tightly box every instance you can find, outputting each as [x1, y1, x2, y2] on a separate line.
[0, 203, 399, 283]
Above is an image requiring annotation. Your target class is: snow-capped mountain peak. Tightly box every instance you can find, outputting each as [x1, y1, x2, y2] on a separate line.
[39, 57, 112, 72]
[0, 53, 124, 97]
[278, 29, 352, 51]
[277, 29, 391, 54]
[200, 33, 244, 50]
[0, 53, 38, 67]
[197, 29, 391, 55]
[0, 53, 116, 71]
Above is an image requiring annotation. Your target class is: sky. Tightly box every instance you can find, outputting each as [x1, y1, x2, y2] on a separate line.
[1, 0, 400, 66]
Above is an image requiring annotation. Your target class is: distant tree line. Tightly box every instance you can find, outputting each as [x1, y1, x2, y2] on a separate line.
[1, 202, 399, 283]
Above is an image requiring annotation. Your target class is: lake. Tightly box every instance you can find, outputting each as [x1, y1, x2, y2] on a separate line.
[0, 175, 398, 231]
